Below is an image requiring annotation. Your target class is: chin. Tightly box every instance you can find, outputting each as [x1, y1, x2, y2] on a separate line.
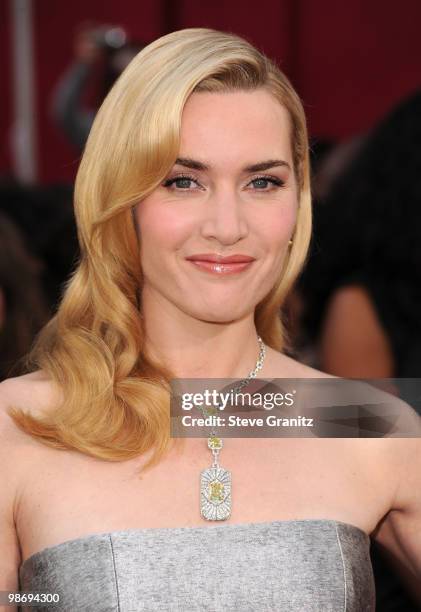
[183, 302, 255, 325]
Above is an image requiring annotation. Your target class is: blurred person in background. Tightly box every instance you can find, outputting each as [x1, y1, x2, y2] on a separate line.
[283, 133, 367, 364]
[297, 90, 421, 378]
[290, 90, 421, 611]
[51, 23, 146, 150]
[0, 212, 48, 380]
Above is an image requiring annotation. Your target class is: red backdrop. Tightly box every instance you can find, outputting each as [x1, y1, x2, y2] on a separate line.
[1, 0, 420, 183]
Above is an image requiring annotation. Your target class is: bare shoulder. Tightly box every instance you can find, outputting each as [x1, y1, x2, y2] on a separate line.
[0, 369, 55, 402]
[0, 370, 60, 441]
[268, 347, 421, 491]
[0, 371, 59, 594]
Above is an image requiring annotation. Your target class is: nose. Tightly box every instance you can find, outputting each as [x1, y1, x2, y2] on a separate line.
[200, 189, 249, 245]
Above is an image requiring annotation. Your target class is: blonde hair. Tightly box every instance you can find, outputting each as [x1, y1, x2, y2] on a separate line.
[9, 28, 312, 471]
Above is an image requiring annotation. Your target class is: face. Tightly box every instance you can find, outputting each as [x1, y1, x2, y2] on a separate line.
[134, 89, 299, 324]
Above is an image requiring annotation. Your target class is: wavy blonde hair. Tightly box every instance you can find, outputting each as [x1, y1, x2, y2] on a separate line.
[9, 28, 312, 472]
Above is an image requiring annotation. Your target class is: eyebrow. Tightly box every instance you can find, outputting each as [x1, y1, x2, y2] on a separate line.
[174, 157, 291, 172]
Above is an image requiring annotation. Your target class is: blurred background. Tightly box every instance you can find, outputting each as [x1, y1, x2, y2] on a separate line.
[2, 0, 421, 183]
[1, 1, 421, 609]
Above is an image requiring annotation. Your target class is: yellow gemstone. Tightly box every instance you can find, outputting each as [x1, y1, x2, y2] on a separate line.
[209, 481, 225, 502]
[208, 436, 223, 449]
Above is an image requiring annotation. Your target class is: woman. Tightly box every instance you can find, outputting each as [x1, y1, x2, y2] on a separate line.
[0, 28, 420, 611]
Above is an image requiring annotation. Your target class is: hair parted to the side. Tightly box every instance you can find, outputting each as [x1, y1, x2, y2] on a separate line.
[8, 28, 312, 473]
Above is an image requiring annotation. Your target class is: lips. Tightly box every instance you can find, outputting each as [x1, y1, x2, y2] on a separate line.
[186, 253, 255, 263]
[185, 253, 255, 275]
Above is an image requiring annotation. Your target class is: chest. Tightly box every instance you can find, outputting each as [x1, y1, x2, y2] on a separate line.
[16, 437, 390, 561]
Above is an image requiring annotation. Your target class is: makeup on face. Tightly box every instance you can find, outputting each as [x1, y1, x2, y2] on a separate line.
[185, 253, 256, 275]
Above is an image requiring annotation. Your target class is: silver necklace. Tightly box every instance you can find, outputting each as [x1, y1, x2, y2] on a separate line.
[199, 336, 266, 521]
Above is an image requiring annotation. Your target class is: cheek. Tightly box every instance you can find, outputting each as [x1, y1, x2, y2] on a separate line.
[255, 201, 297, 253]
[136, 199, 193, 255]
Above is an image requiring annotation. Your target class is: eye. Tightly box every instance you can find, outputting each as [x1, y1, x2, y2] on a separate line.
[162, 174, 202, 190]
[248, 176, 285, 190]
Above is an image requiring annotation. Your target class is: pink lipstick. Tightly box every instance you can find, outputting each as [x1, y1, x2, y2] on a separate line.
[185, 253, 255, 275]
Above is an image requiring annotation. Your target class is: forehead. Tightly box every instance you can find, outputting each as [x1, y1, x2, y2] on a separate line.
[179, 89, 292, 168]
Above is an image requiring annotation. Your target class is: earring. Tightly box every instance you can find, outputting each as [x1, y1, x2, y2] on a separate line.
[288, 239, 293, 246]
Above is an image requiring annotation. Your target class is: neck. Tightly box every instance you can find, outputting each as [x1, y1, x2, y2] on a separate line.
[141, 292, 263, 379]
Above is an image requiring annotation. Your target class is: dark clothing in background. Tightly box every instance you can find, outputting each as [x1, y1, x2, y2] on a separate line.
[298, 91, 421, 612]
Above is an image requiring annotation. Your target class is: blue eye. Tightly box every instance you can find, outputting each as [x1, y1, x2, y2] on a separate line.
[250, 176, 284, 190]
[162, 174, 285, 191]
[163, 175, 200, 190]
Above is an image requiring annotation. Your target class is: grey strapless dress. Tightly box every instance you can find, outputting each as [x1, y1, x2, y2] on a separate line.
[19, 519, 375, 611]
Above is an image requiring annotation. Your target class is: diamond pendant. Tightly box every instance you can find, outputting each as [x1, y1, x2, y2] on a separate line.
[200, 436, 231, 521]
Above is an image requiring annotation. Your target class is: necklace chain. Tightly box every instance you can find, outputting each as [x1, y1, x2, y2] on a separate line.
[199, 335, 266, 420]
[198, 336, 267, 520]
[231, 335, 266, 394]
